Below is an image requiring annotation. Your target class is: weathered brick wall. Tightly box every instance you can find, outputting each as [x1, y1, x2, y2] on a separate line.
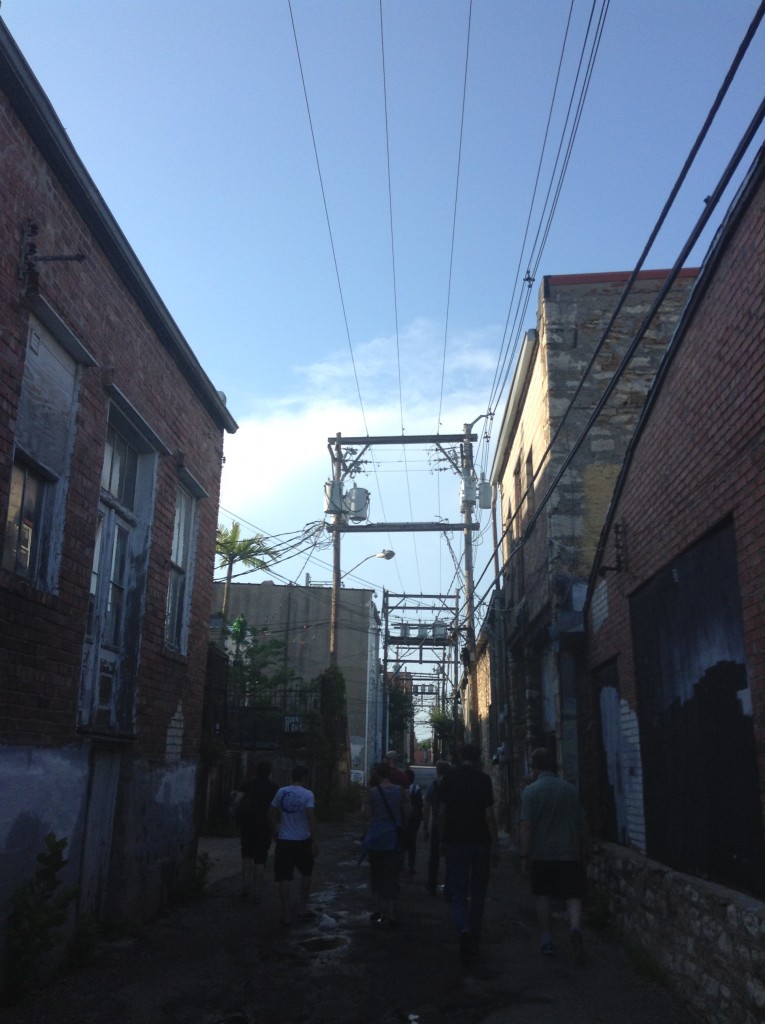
[0, 46, 232, 935]
[584, 158, 765, 1024]
[0, 86, 225, 760]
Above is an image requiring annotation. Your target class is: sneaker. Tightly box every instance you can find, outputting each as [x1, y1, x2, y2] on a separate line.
[570, 929, 586, 965]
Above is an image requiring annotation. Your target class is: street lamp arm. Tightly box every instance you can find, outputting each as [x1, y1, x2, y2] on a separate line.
[340, 549, 395, 581]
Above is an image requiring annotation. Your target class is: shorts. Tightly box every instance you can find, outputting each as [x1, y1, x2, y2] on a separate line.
[274, 838, 314, 882]
[240, 826, 271, 864]
[530, 860, 586, 900]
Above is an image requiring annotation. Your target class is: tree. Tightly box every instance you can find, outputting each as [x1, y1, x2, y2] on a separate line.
[215, 522, 276, 621]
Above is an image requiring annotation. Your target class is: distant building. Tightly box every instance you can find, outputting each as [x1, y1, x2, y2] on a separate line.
[210, 580, 382, 785]
[0, 20, 236, 946]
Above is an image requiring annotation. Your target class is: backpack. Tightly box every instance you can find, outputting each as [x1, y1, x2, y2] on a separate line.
[409, 783, 424, 818]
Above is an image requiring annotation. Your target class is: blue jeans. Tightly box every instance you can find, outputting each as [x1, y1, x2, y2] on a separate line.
[444, 842, 491, 940]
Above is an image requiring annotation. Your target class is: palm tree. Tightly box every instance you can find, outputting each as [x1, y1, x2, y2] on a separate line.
[215, 522, 276, 622]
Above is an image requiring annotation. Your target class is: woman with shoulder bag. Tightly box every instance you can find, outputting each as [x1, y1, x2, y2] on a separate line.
[361, 762, 411, 928]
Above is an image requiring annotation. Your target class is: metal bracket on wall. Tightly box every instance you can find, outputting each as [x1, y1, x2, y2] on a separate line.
[18, 219, 86, 282]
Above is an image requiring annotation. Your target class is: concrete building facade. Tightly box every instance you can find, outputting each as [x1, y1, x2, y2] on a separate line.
[0, 21, 236, 950]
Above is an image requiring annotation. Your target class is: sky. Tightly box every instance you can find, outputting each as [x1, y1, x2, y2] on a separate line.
[3, 0, 764, 620]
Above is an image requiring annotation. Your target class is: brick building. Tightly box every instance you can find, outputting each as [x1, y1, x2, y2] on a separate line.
[582, 147, 765, 1022]
[482, 266, 697, 829]
[0, 18, 236, 947]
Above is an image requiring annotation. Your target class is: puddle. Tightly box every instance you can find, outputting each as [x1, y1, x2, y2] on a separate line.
[299, 936, 347, 954]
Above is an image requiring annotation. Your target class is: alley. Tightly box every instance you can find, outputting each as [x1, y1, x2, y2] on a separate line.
[1, 817, 703, 1024]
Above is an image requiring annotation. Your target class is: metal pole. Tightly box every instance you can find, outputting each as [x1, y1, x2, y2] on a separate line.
[329, 434, 343, 667]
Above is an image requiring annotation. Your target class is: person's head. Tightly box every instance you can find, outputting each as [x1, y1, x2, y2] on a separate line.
[291, 764, 310, 784]
[255, 761, 272, 780]
[405, 768, 415, 784]
[530, 747, 555, 773]
[384, 750, 399, 766]
[374, 761, 391, 781]
[435, 759, 449, 778]
[459, 742, 481, 765]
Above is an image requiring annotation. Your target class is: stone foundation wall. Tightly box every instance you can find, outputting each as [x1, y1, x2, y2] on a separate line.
[590, 842, 765, 1024]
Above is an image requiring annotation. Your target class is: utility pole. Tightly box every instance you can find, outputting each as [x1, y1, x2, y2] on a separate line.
[329, 433, 343, 668]
[461, 418, 485, 744]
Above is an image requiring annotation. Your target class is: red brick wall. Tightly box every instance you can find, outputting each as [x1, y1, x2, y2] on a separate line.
[0, 88, 225, 761]
[584, 163, 765, 827]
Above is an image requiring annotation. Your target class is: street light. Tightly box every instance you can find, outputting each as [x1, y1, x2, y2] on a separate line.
[340, 549, 395, 581]
[330, 550, 395, 666]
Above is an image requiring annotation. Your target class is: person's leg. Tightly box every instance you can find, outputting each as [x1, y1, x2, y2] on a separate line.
[446, 843, 471, 960]
[278, 879, 291, 923]
[535, 894, 554, 951]
[241, 856, 254, 897]
[297, 871, 312, 916]
[274, 840, 292, 924]
[252, 862, 265, 899]
[368, 851, 382, 918]
[427, 829, 439, 895]
[467, 843, 491, 949]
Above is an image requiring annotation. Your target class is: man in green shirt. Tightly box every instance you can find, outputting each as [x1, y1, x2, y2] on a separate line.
[519, 747, 587, 963]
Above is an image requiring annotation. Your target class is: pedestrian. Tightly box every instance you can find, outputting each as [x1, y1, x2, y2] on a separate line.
[268, 765, 319, 927]
[519, 746, 588, 963]
[422, 759, 450, 898]
[438, 743, 499, 966]
[232, 760, 278, 901]
[404, 768, 424, 875]
[384, 750, 410, 788]
[362, 761, 412, 928]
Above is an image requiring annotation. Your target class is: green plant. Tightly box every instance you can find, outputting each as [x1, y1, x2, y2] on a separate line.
[3, 833, 79, 1003]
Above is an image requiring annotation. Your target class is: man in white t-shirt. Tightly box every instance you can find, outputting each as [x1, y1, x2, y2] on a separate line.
[268, 765, 319, 925]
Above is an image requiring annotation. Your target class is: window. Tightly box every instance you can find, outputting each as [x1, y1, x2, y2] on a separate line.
[2, 317, 84, 589]
[165, 484, 197, 652]
[3, 459, 47, 579]
[80, 391, 165, 733]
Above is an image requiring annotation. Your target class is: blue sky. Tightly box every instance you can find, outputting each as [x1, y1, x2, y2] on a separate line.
[3, 0, 763, 609]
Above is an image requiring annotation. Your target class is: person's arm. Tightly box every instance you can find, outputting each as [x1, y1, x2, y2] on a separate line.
[486, 805, 500, 864]
[519, 819, 531, 873]
[401, 788, 412, 823]
[267, 803, 279, 839]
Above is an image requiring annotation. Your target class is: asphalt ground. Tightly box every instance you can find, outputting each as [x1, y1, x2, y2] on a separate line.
[0, 815, 703, 1024]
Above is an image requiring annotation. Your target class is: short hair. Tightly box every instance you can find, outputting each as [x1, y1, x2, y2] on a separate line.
[374, 761, 391, 780]
[435, 760, 449, 776]
[460, 743, 481, 763]
[292, 764, 309, 782]
[530, 747, 555, 772]
[405, 768, 415, 783]
[385, 750, 399, 763]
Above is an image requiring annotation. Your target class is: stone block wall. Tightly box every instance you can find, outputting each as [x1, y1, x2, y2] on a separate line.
[590, 843, 765, 1024]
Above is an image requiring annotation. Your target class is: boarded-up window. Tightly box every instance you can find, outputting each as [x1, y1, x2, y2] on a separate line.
[631, 519, 765, 898]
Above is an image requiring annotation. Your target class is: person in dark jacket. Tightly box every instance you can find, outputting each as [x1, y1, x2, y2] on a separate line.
[438, 743, 499, 966]
[233, 761, 278, 900]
